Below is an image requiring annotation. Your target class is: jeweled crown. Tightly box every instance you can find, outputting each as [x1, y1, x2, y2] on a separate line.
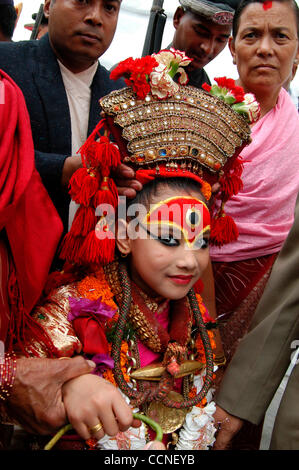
[100, 84, 251, 184]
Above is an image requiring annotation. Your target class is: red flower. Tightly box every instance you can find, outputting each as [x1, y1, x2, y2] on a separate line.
[110, 57, 135, 81]
[232, 85, 245, 103]
[72, 315, 110, 356]
[215, 77, 236, 89]
[110, 56, 158, 99]
[68, 297, 116, 356]
[202, 82, 212, 92]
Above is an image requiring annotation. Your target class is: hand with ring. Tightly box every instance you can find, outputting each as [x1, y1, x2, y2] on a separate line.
[212, 405, 243, 450]
[62, 373, 141, 441]
[89, 422, 103, 435]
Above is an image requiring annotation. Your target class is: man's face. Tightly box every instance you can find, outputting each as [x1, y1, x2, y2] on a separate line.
[172, 8, 231, 70]
[44, 0, 121, 72]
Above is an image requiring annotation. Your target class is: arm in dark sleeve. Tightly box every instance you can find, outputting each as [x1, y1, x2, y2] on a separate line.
[35, 150, 70, 232]
[34, 150, 68, 195]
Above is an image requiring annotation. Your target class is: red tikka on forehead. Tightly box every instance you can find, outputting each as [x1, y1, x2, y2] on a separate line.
[142, 196, 211, 247]
[263, 1, 273, 10]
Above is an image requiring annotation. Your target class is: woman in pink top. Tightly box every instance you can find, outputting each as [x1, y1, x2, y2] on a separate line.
[206, 0, 299, 367]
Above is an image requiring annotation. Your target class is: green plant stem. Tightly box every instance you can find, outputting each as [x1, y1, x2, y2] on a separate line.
[44, 413, 163, 450]
[133, 413, 163, 442]
[44, 423, 73, 450]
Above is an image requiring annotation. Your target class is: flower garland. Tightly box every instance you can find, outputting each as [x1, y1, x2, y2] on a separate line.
[66, 266, 217, 450]
[111, 51, 260, 125]
[202, 77, 260, 123]
[110, 48, 192, 100]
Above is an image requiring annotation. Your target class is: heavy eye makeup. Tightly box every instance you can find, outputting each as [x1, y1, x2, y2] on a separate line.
[141, 223, 210, 250]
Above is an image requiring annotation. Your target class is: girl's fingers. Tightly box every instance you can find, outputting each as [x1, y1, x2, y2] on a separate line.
[98, 408, 120, 437]
[112, 400, 135, 433]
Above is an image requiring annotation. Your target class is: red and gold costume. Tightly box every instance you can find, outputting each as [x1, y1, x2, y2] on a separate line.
[9, 49, 259, 450]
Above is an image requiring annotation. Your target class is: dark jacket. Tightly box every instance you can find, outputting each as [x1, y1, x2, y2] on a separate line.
[0, 34, 124, 230]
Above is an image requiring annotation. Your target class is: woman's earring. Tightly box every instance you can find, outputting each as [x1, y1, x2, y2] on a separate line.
[120, 252, 128, 258]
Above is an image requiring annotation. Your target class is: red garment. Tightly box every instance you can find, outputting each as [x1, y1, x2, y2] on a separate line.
[0, 70, 63, 344]
[212, 253, 277, 363]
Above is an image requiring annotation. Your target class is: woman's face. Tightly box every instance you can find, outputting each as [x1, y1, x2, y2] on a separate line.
[229, 1, 299, 94]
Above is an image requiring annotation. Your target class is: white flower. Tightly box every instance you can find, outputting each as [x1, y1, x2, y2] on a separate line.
[232, 92, 260, 123]
[97, 425, 147, 451]
[150, 63, 179, 99]
[151, 48, 191, 90]
[153, 48, 192, 69]
[176, 404, 217, 451]
[244, 93, 260, 122]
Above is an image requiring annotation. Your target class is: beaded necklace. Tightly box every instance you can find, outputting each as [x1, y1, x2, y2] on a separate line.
[104, 260, 214, 410]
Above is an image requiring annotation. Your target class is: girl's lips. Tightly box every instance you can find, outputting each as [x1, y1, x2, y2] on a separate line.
[168, 275, 193, 285]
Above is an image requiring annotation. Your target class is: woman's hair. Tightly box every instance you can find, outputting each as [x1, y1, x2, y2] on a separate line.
[232, 0, 299, 38]
[126, 177, 206, 216]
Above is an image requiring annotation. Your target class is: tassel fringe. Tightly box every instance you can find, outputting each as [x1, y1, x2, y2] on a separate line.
[210, 212, 239, 246]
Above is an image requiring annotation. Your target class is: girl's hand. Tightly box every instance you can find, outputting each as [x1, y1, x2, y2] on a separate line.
[62, 373, 140, 440]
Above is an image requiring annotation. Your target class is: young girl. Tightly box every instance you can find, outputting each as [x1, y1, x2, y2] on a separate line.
[16, 49, 258, 450]
[58, 176, 216, 450]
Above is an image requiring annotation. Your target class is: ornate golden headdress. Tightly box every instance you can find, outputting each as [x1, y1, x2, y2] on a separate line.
[59, 49, 260, 266]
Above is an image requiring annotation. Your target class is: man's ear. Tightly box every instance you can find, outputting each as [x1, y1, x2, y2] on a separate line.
[43, 0, 51, 19]
[228, 36, 236, 64]
[173, 7, 185, 30]
[116, 219, 131, 256]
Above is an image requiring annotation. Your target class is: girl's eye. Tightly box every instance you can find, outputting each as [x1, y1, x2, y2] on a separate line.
[194, 237, 209, 249]
[158, 235, 179, 247]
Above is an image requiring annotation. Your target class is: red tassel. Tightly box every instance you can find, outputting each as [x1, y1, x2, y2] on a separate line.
[70, 205, 97, 237]
[79, 119, 121, 169]
[75, 170, 100, 207]
[59, 232, 85, 264]
[93, 177, 118, 210]
[78, 230, 115, 265]
[219, 173, 243, 198]
[83, 137, 121, 169]
[69, 167, 89, 203]
[210, 213, 239, 246]
[219, 156, 244, 198]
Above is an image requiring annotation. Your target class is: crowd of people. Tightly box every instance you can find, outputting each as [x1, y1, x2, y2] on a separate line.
[0, 0, 298, 452]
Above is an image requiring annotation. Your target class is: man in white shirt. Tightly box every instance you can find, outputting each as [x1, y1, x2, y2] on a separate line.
[0, 0, 141, 231]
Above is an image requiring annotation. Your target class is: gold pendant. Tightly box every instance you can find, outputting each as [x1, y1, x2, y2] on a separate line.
[146, 391, 191, 434]
[130, 360, 203, 381]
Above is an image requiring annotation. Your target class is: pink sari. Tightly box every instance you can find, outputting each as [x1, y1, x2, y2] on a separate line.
[210, 88, 299, 364]
[211, 88, 299, 262]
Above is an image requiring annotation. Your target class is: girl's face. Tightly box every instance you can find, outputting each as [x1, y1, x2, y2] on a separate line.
[116, 187, 210, 300]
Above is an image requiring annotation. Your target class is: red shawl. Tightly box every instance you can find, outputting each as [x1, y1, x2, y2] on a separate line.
[0, 70, 63, 350]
